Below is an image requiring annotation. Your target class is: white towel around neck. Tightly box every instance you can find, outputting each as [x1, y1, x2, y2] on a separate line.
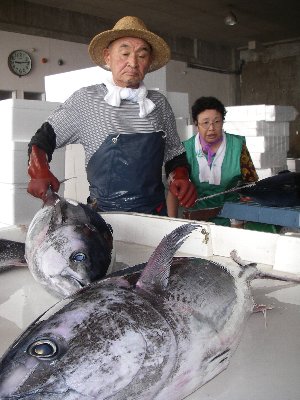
[194, 131, 227, 185]
[101, 73, 156, 118]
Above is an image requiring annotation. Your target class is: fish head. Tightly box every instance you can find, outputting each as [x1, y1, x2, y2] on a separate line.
[29, 223, 113, 298]
[26, 197, 113, 298]
[0, 283, 175, 399]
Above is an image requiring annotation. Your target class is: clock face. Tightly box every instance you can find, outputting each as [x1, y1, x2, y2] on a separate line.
[8, 50, 32, 76]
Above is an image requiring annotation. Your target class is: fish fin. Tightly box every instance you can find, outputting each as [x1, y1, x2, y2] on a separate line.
[257, 270, 300, 283]
[136, 223, 198, 291]
[253, 304, 274, 328]
[231, 250, 300, 284]
[230, 250, 258, 279]
[253, 303, 273, 313]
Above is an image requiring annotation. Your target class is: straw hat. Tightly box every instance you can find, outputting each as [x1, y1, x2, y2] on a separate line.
[88, 16, 171, 72]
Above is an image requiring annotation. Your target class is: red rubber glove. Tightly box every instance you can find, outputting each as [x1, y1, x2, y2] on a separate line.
[27, 145, 60, 201]
[168, 166, 197, 208]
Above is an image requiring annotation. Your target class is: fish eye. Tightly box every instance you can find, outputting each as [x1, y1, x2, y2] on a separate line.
[27, 339, 58, 359]
[70, 252, 87, 262]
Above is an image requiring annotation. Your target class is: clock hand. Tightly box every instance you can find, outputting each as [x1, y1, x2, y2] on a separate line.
[13, 61, 30, 64]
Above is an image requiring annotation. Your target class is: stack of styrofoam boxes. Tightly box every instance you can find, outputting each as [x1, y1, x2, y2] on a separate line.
[0, 99, 64, 227]
[223, 105, 298, 179]
[166, 92, 194, 142]
[64, 143, 89, 204]
[287, 157, 300, 172]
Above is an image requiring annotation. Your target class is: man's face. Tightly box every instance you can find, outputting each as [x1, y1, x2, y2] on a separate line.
[103, 37, 152, 88]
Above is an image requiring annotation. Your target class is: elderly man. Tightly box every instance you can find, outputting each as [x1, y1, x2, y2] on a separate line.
[27, 16, 197, 215]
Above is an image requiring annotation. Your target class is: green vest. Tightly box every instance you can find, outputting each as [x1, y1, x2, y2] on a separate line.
[183, 133, 245, 211]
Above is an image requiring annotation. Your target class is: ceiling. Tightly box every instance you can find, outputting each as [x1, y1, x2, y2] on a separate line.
[27, 0, 300, 48]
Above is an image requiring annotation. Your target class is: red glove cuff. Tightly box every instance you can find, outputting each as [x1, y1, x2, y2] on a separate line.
[168, 166, 189, 185]
[28, 145, 52, 179]
[27, 145, 60, 199]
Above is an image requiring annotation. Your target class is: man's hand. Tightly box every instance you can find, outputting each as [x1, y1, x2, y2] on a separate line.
[27, 175, 60, 201]
[27, 145, 60, 201]
[168, 167, 197, 208]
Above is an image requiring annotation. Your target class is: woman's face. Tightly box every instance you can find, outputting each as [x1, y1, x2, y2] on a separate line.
[196, 109, 223, 143]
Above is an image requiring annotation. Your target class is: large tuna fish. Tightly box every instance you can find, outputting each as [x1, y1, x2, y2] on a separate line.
[0, 239, 26, 271]
[25, 191, 113, 298]
[0, 224, 263, 399]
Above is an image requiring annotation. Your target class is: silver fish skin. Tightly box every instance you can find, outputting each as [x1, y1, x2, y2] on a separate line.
[0, 224, 258, 400]
[0, 239, 26, 271]
[24, 191, 113, 298]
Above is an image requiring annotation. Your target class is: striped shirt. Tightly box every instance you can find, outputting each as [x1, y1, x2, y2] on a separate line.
[47, 84, 185, 166]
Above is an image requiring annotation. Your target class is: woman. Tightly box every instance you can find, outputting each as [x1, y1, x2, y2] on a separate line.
[167, 96, 258, 226]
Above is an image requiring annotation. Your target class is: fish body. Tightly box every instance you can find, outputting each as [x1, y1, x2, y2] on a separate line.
[0, 224, 257, 399]
[238, 171, 300, 207]
[25, 191, 113, 298]
[0, 239, 26, 271]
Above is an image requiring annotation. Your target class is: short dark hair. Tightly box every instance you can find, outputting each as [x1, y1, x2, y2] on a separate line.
[191, 96, 227, 123]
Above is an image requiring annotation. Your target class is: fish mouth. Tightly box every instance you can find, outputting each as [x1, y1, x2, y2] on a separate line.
[60, 269, 91, 289]
[69, 277, 86, 288]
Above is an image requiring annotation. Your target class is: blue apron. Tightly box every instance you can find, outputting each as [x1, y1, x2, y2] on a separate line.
[87, 132, 167, 215]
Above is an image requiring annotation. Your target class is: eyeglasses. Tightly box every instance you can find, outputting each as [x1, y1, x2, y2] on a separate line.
[197, 120, 223, 129]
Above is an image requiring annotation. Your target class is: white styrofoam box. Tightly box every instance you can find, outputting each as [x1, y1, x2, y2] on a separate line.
[45, 67, 110, 102]
[274, 235, 300, 274]
[210, 224, 277, 266]
[0, 182, 65, 226]
[224, 121, 289, 137]
[64, 143, 89, 203]
[245, 136, 289, 153]
[0, 99, 61, 141]
[251, 152, 288, 169]
[144, 68, 167, 93]
[0, 225, 27, 240]
[256, 167, 286, 180]
[212, 223, 300, 274]
[179, 124, 195, 142]
[176, 119, 195, 141]
[0, 141, 65, 184]
[101, 213, 213, 257]
[225, 104, 298, 122]
[167, 92, 189, 118]
[287, 158, 300, 172]
[45, 66, 168, 102]
[185, 125, 195, 140]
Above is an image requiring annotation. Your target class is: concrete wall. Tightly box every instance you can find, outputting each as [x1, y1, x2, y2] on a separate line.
[1, 29, 299, 158]
[165, 60, 237, 109]
[0, 30, 94, 99]
[0, 29, 235, 118]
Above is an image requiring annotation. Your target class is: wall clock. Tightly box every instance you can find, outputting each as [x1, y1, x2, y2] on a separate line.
[8, 50, 32, 77]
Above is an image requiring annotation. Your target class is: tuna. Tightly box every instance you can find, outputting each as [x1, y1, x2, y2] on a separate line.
[0, 224, 261, 399]
[0, 239, 26, 271]
[24, 190, 113, 298]
[237, 170, 300, 207]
